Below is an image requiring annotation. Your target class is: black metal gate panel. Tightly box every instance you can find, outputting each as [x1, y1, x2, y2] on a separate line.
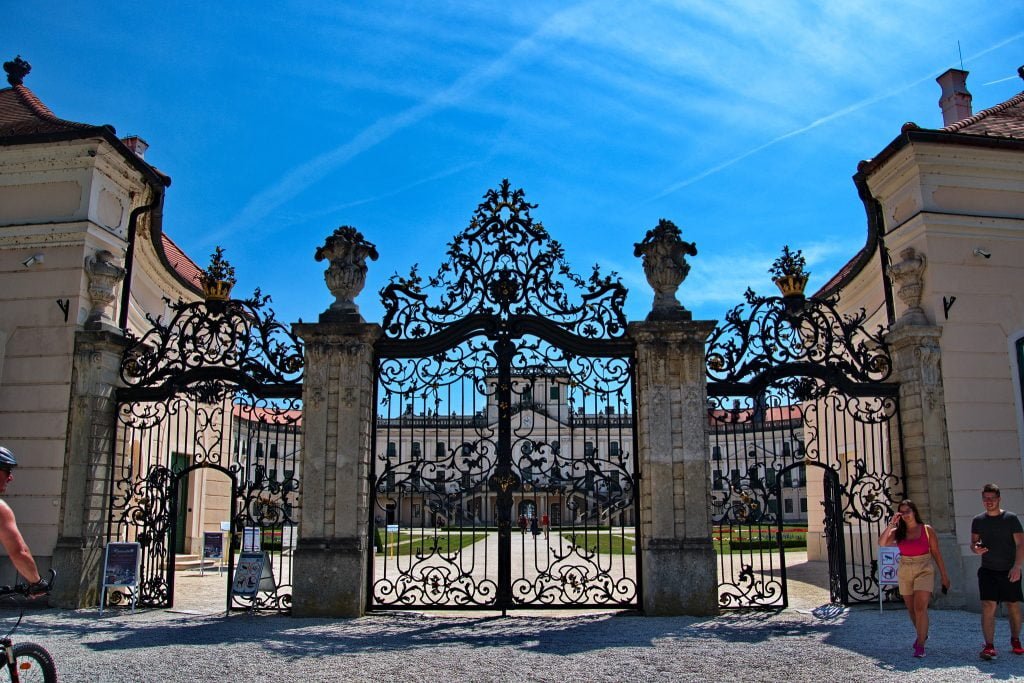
[706, 291, 903, 608]
[108, 295, 303, 613]
[370, 180, 639, 611]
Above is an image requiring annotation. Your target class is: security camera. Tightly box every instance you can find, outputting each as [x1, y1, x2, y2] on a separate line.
[21, 253, 44, 267]
[973, 248, 991, 259]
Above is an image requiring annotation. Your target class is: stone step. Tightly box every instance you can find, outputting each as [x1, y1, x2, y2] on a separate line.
[174, 554, 222, 571]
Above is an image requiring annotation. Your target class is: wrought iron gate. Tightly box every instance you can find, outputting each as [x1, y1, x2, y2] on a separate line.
[706, 290, 903, 608]
[370, 180, 639, 611]
[108, 294, 303, 613]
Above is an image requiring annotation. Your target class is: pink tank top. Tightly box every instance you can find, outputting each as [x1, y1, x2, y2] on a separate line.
[896, 527, 929, 557]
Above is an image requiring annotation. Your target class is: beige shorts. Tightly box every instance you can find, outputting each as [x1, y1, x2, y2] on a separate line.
[898, 554, 935, 595]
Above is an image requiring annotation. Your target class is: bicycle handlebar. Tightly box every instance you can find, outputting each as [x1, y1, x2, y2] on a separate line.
[0, 569, 56, 597]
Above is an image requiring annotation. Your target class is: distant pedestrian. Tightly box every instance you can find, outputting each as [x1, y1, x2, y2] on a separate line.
[530, 515, 539, 536]
[541, 513, 550, 538]
[878, 499, 950, 658]
[971, 483, 1024, 660]
[518, 514, 527, 534]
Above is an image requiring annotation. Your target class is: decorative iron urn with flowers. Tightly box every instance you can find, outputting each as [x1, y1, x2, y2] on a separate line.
[200, 246, 237, 302]
[315, 225, 379, 321]
[633, 218, 698, 320]
[769, 245, 809, 297]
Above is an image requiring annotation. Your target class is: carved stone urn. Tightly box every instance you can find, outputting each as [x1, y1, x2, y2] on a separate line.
[887, 246, 928, 327]
[315, 225, 379, 322]
[84, 250, 126, 328]
[633, 218, 697, 321]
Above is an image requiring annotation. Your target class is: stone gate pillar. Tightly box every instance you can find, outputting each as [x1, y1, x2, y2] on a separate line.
[885, 246, 964, 606]
[630, 220, 718, 615]
[51, 329, 127, 608]
[630, 320, 717, 615]
[291, 226, 380, 617]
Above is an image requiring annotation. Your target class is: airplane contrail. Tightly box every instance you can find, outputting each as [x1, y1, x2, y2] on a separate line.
[647, 31, 1024, 202]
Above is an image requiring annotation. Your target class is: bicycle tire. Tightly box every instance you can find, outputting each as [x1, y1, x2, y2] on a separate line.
[8, 642, 56, 683]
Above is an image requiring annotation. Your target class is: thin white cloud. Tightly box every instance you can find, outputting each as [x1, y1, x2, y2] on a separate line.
[211, 2, 600, 242]
[646, 30, 1024, 202]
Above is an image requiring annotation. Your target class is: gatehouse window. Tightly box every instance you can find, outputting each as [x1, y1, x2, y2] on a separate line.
[549, 386, 560, 400]
[712, 469, 723, 490]
[412, 442, 422, 458]
[784, 499, 794, 514]
[436, 442, 446, 457]
[800, 498, 807, 513]
[748, 467, 760, 487]
[610, 441, 620, 457]
[386, 442, 397, 457]
[712, 445, 721, 460]
[782, 442, 791, 457]
[584, 441, 595, 457]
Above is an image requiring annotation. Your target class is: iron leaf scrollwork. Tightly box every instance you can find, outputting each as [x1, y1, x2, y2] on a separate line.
[380, 179, 627, 341]
[120, 290, 303, 394]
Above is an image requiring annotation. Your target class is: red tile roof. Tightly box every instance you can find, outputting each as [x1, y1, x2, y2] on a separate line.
[820, 79, 1024, 300]
[160, 232, 204, 290]
[1, 79, 199, 294]
[940, 89, 1024, 139]
[0, 84, 98, 136]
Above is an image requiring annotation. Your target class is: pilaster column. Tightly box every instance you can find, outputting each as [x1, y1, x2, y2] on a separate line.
[886, 323, 963, 605]
[291, 321, 381, 617]
[629, 319, 718, 615]
[51, 329, 127, 608]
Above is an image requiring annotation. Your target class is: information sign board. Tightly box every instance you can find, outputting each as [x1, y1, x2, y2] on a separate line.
[100, 542, 141, 616]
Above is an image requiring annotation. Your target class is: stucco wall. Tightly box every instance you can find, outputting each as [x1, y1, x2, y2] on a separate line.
[864, 141, 1024, 574]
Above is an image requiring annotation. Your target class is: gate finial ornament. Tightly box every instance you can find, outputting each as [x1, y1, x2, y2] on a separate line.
[633, 218, 697, 321]
[315, 225, 379, 322]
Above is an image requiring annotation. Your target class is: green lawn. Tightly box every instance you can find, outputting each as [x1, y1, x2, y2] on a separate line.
[558, 531, 636, 554]
[713, 525, 807, 554]
[378, 531, 487, 556]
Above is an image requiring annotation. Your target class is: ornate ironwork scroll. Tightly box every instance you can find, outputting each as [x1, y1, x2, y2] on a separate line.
[372, 180, 638, 611]
[109, 292, 303, 614]
[706, 290, 903, 609]
[380, 179, 627, 341]
[121, 291, 303, 396]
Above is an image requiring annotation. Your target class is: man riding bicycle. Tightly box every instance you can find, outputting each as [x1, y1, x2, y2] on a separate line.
[0, 447, 42, 587]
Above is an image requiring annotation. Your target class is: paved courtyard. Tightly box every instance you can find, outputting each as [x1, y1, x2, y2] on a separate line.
[10, 597, 1024, 682]
[6, 554, 1022, 683]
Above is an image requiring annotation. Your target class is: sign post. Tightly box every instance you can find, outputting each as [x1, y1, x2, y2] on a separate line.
[878, 546, 900, 612]
[100, 542, 141, 616]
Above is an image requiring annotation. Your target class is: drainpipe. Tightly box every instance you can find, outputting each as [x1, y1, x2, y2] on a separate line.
[853, 168, 896, 327]
[118, 187, 165, 331]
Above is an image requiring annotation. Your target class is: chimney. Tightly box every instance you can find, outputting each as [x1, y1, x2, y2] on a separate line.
[121, 135, 149, 159]
[936, 68, 972, 126]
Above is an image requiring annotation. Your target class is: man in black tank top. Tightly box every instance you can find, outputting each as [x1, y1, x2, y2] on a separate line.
[971, 483, 1024, 660]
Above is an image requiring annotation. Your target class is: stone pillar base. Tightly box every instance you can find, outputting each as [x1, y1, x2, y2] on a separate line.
[931, 531, 967, 609]
[643, 538, 719, 616]
[291, 537, 366, 617]
[51, 536, 102, 608]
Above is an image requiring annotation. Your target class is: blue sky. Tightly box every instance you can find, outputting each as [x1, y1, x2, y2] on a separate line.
[4, 2, 1023, 327]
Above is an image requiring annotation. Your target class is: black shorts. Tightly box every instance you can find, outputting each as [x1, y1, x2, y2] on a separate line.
[978, 567, 1024, 603]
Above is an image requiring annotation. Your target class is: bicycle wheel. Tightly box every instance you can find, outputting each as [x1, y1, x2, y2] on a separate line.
[9, 643, 56, 683]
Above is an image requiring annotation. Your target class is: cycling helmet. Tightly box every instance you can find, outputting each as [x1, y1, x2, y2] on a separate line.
[0, 447, 17, 468]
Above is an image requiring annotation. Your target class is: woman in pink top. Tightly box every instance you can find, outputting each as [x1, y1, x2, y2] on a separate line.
[879, 499, 951, 658]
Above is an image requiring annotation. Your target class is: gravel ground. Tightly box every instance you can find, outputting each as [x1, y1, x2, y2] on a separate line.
[7, 603, 1024, 682]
